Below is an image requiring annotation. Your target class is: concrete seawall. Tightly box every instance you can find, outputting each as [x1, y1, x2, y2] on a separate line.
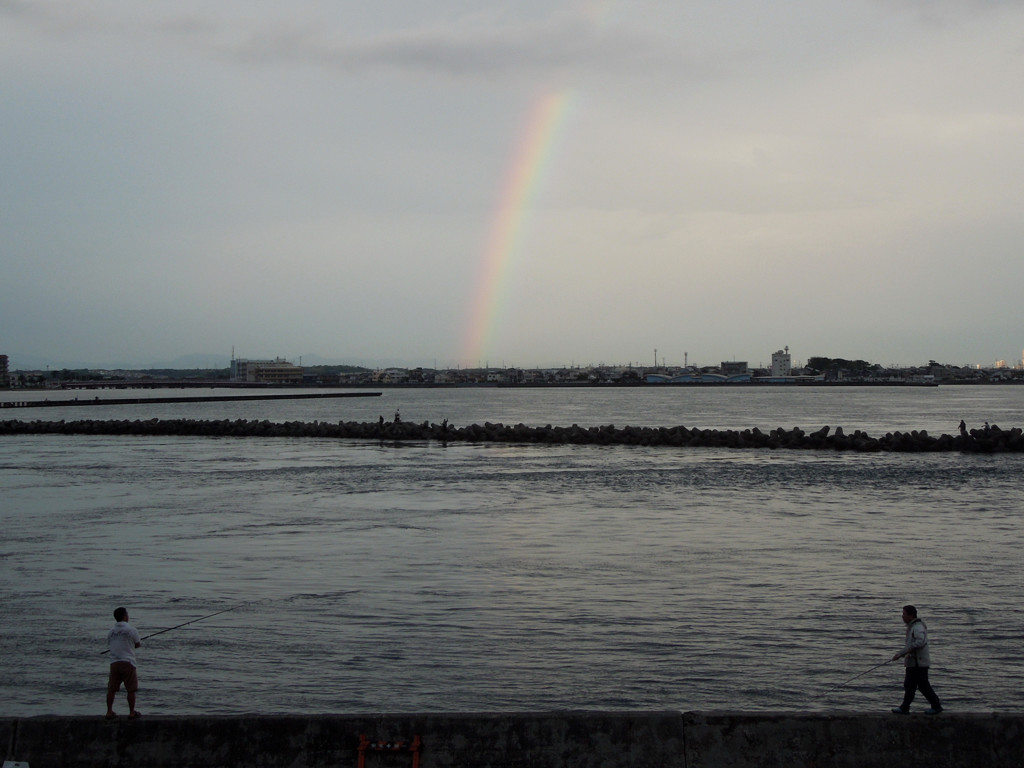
[4, 712, 1023, 768]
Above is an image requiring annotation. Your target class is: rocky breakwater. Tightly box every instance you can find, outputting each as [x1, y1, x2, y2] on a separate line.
[2, 419, 1023, 452]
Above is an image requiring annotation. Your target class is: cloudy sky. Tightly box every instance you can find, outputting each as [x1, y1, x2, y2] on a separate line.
[2, 0, 1023, 370]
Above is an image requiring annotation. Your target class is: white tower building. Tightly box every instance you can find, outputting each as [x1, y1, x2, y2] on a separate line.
[771, 347, 792, 378]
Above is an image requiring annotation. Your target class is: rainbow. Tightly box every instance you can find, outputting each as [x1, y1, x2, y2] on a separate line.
[461, 89, 573, 367]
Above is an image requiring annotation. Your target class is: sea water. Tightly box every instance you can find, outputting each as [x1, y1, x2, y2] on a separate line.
[1, 385, 1022, 716]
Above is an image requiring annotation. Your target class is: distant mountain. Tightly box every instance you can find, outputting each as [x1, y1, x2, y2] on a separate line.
[3, 352, 92, 371]
[6, 350, 445, 371]
[4, 352, 230, 371]
[142, 353, 230, 370]
[291, 352, 337, 366]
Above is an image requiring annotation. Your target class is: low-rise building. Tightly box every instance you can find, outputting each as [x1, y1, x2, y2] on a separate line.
[721, 361, 749, 376]
[374, 368, 409, 384]
[231, 357, 303, 385]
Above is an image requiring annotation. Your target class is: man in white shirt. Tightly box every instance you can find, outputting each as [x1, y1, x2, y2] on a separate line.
[106, 607, 142, 719]
[890, 604, 943, 714]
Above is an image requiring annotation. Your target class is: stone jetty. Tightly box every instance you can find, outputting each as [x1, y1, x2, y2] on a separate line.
[2, 418, 1022, 452]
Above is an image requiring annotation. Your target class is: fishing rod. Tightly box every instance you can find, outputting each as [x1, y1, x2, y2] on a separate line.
[822, 658, 893, 696]
[100, 603, 248, 655]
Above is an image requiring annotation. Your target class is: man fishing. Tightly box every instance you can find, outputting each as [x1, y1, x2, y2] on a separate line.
[890, 604, 943, 714]
[105, 607, 142, 719]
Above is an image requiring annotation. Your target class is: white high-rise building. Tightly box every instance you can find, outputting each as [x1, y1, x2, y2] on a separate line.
[771, 347, 792, 378]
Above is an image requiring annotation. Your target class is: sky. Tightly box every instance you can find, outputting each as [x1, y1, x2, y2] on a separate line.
[2, 0, 1023, 370]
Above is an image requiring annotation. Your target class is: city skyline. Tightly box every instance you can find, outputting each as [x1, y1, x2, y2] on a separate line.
[3, 2, 1023, 370]
[3, 346, 1020, 374]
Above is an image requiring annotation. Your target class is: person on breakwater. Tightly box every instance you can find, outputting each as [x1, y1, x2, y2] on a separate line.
[890, 604, 943, 715]
[106, 606, 142, 719]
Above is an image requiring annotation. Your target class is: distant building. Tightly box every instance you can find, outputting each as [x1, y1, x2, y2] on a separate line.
[373, 368, 409, 384]
[0, 354, 8, 388]
[230, 357, 303, 385]
[720, 361, 748, 376]
[484, 368, 523, 384]
[771, 347, 792, 378]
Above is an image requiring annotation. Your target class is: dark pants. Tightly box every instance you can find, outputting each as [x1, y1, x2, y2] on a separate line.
[900, 666, 942, 711]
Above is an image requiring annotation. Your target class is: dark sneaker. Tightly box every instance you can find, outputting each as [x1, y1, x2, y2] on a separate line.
[891, 707, 908, 714]
[924, 708, 942, 715]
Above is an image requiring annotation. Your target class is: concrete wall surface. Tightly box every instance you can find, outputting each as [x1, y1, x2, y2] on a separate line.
[682, 712, 1024, 768]
[2, 712, 1022, 768]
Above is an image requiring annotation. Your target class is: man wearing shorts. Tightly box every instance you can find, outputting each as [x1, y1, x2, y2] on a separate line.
[106, 607, 142, 719]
